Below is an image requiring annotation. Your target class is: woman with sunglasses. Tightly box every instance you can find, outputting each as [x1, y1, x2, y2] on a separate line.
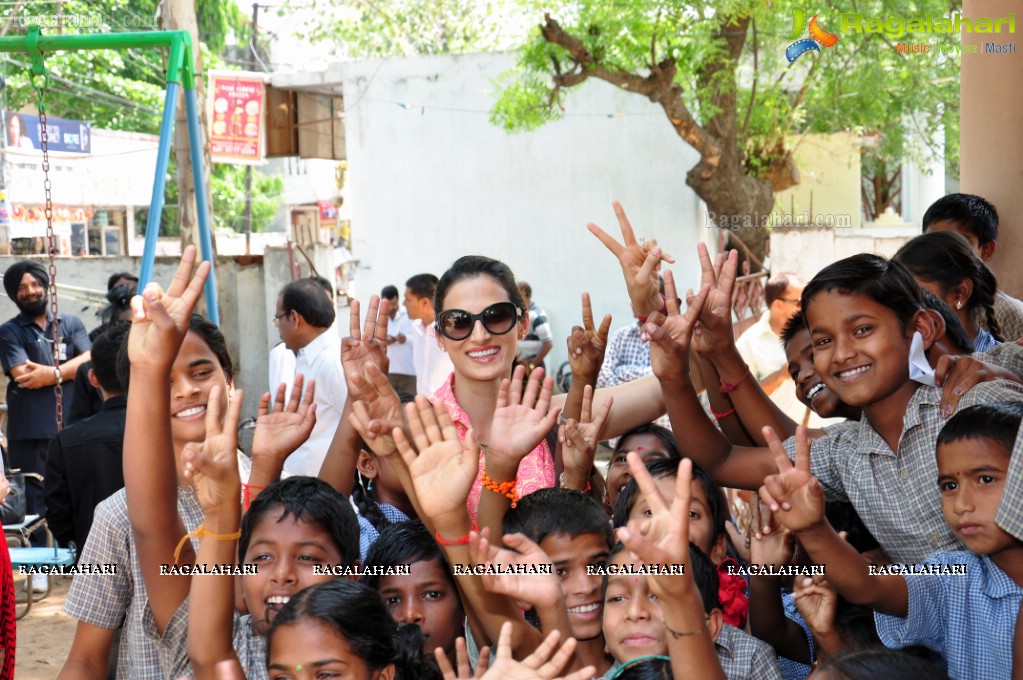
[430, 255, 559, 524]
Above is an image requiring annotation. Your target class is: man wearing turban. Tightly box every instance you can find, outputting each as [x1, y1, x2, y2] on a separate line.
[0, 261, 90, 566]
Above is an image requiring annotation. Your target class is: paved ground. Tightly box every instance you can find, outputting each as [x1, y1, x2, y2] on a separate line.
[13, 577, 76, 679]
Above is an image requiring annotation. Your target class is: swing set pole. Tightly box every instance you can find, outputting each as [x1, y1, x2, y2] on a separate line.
[0, 28, 220, 325]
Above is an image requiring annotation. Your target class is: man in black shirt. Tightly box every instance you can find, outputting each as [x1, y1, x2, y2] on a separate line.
[44, 322, 129, 555]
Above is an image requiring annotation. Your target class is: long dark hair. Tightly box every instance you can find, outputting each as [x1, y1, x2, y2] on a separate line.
[268, 579, 438, 680]
[894, 231, 1002, 341]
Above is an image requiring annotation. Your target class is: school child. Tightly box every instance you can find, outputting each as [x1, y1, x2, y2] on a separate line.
[762, 402, 1023, 678]
[501, 487, 616, 676]
[644, 249, 1023, 565]
[604, 423, 681, 512]
[612, 458, 748, 629]
[60, 248, 312, 677]
[362, 520, 466, 661]
[185, 471, 360, 678]
[811, 649, 951, 680]
[921, 192, 1023, 341]
[354, 448, 415, 560]
[266, 579, 440, 680]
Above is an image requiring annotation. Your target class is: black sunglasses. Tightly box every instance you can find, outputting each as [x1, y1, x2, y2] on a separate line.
[435, 302, 522, 341]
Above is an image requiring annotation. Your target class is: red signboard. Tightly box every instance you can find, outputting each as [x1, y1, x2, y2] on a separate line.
[208, 72, 265, 163]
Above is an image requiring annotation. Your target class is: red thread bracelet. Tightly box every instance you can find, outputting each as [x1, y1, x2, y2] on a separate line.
[720, 365, 750, 393]
[710, 406, 736, 422]
[243, 484, 265, 511]
[435, 522, 479, 546]
[635, 294, 668, 323]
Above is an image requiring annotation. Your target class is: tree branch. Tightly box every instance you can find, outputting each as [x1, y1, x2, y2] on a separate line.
[540, 13, 722, 176]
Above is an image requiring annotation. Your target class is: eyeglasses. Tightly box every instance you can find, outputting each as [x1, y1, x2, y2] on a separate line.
[272, 311, 290, 328]
[779, 297, 802, 307]
[435, 302, 522, 341]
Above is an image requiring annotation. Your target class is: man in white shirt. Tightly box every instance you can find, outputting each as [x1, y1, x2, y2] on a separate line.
[404, 273, 454, 396]
[381, 285, 416, 395]
[274, 278, 347, 476]
[268, 276, 335, 403]
[735, 271, 827, 428]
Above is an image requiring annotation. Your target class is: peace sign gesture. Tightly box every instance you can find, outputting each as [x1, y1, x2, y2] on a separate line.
[616, 453, 696, 600]
[640, 271, 710, 384]
[566, 293, 611, 383]
[691, 243, 739, 356]
[759, 427, 825, 534]
[342, 296, 391, 400]
[128, 245, 210, 372]
[182, 384, 244, 514]
[588, 200, 675, 318]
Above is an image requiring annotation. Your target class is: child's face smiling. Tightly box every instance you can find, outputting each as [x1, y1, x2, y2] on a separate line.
[540, 532, 610, 641]
[602, 552, 666, 663]
[169, 331, 230, 455]
[268, 619, 394, 680]
[806, 291, 918, 415]
[243, 509, 345, 635]
[606, 434, 674, 507]
[937, 438, 1020, 569]
[377, 558, 464, 659]
[785, 327, 858, 420]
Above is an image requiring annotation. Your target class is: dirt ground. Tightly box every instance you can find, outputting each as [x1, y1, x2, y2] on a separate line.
[13, 577, 77, 680]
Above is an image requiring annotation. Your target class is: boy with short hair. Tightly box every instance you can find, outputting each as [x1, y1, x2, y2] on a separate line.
[762, 402, 1023, 678]
[503, 488, 614, 676]
[923, 192, 1023, 341]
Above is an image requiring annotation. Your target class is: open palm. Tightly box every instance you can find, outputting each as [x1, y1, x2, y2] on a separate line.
[251, 374, 317, 465]
[488, 366, 560, 468]
[394, 397, 480, 526]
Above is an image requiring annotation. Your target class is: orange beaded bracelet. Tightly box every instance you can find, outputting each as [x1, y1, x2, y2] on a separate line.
[482, 469, 519, 508]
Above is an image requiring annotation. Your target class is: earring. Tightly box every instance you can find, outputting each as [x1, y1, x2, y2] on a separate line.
[357, 474, 367, 493]
[367, 479, 374, 492]
[955, 300, 963, 310]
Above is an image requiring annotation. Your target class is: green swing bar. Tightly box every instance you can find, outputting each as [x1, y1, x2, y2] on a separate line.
[0, 25, 220, 324]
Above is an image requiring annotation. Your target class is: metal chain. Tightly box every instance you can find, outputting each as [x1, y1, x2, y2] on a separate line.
[31, 70, 63, 432]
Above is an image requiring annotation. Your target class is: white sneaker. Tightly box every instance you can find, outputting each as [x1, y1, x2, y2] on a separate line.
[30, 572, 48, 594]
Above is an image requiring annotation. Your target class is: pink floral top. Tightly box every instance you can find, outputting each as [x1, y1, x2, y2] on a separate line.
[432, 373, 556, 522]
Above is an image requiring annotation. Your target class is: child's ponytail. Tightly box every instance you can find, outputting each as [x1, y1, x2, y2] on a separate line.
[351, 471, 393, 534]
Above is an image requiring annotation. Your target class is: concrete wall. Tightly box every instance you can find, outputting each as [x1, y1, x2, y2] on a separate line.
[774, 132, 862, 231]
[0, 246, 340, 419]
[769, 226, 915, 281]
[287, 51, 708, 376]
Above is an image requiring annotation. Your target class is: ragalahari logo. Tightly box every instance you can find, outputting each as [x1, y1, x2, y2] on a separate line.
[786, 9, 840, 62]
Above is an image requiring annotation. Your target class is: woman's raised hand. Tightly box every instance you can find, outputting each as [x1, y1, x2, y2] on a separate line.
[588, 200, 675, 318]
[182, 385, 244, 513]
[394, 397, 480, 530]
[128, 245, 210, 372]
[488, 366, 560, 473]
[566, 293, 611, 382]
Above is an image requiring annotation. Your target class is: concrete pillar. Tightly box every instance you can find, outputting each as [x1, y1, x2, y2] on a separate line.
[960, 0, 1023, 296]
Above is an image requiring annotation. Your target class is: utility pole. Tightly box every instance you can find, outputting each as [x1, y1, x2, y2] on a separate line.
[162, 0, 215, 255]
[244, 2, 259, 256]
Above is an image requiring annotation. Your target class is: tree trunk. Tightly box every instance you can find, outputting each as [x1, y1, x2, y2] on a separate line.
[161, 0, 215, 254]
[689, 153, 774, 272]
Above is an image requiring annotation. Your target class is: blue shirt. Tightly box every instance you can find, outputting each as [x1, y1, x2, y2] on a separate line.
[358, 502, 410, 561]
[875, 550, 1023, 679]
[778, 589, 813, 680]
[973, 328, 999, 353]
[0, 311, 90, 440]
